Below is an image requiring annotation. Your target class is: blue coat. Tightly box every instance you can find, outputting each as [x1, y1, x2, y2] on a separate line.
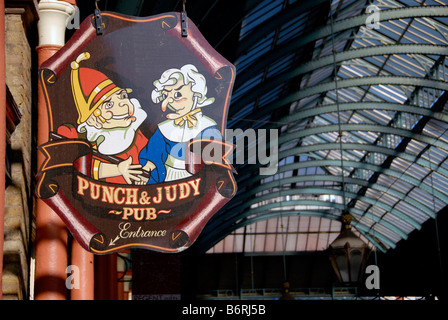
[139, 126, 222, 184]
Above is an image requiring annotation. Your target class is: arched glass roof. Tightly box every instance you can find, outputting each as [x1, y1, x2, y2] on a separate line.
[198, 0, 448, 254]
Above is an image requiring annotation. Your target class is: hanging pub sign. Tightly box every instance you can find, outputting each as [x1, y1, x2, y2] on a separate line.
[37, 10, 237, 254]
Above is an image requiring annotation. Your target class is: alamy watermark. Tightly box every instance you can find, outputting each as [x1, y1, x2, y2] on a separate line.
[66, 265, 80, 290]
[189, 129, 279, 176]
[225, 128, 278, 176]
[66, 5, 80, 30]
[365, 264, 380, 290]
[365, 4, 381, 30]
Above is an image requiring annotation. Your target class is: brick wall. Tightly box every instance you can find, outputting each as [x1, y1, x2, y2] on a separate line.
[2, 11, 34, 300]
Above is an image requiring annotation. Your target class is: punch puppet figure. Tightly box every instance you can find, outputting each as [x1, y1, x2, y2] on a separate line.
[138, 64, 221, 184]
[57, 52, 148, 184]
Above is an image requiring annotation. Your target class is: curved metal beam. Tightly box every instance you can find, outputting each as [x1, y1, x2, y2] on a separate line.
[235, 120, 448, 187]
[236, 158, 448, 204]
[228, 173, 435, 219]
[286, 76, 447, 103]
[275, 142, 448, 180]
[200, 210, 331, 253]
[213, 190, 420, 255]
[276, 123, 448, 153]
[231, 76, 448, 120]
[265, 102, 448, 129]
[235, 6, 448, 88]
[240, 199, 408, 240]
[231, 44, 448, 114]
[201, 207, 394, 253]
[234, 139, 447, 185]
[234, 128, 448, 203]
[352, 222, 394, 251]
[215, 186, 422, 232]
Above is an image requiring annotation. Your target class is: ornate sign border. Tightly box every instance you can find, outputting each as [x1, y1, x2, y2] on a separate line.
[37, 11, 237, 254]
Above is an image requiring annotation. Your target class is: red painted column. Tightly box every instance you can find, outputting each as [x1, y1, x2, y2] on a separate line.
[35, 44, 68, 300]
[34, 0, 78, 300]
[70, 241, 95, 300]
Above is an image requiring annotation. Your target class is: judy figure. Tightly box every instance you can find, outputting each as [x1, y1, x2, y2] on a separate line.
[138, 64, 221, 184]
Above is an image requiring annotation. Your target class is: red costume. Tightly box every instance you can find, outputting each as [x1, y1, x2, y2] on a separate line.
[64, 52, 149, 184]
[57, 125, 148, 184]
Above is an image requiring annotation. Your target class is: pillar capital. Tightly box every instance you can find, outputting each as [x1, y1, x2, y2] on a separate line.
[37, 0, 76, 46]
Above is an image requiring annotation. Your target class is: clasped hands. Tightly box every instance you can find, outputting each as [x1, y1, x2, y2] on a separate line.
[100, 156, 155, 185]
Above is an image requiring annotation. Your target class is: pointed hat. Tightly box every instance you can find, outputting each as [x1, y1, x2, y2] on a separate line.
[70, 52, 131, 124]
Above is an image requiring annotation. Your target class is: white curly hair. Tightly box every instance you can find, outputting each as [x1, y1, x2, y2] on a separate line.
[151, 64, 214, 110]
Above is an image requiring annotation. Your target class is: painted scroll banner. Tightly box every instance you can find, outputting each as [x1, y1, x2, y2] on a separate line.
[36, 11, 237, 254]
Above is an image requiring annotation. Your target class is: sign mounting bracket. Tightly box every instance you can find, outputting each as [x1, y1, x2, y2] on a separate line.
[94, 0, 104, 35]
[181, 0, 188, 37]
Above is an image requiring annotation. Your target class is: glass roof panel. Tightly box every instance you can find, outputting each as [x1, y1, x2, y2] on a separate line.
[239, 0, 284, 39]
[277, 13, 309, 45]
